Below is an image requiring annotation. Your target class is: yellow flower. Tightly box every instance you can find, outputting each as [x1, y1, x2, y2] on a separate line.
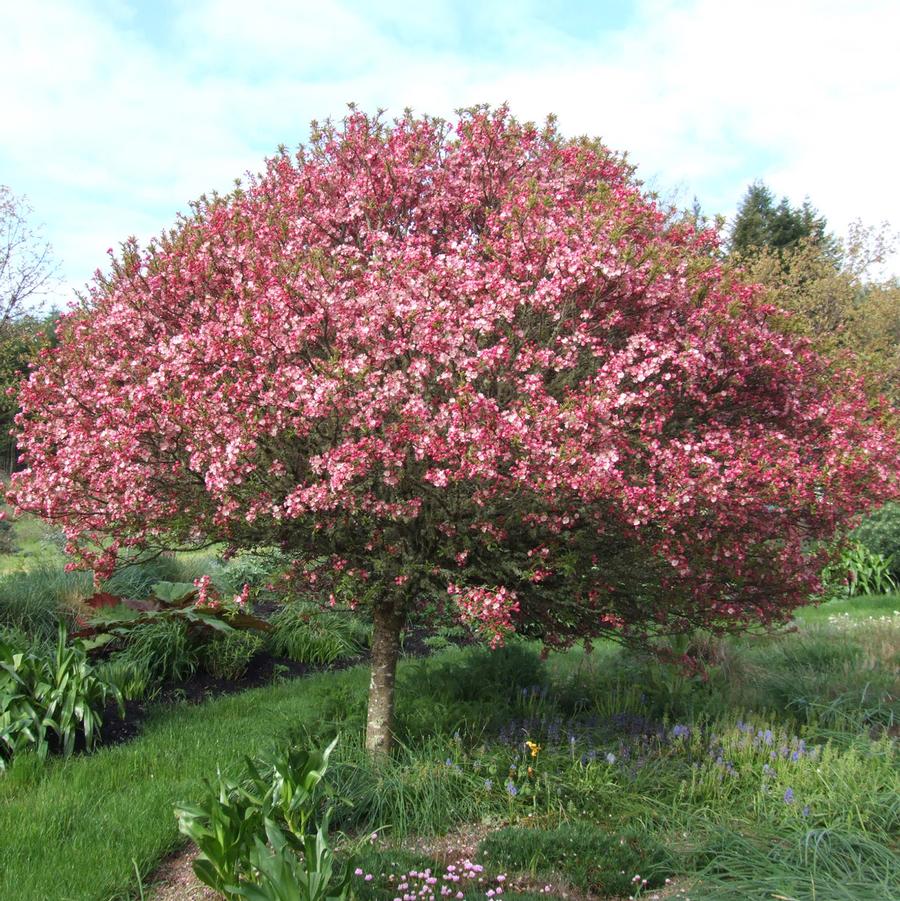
[525, 740, 541, 758]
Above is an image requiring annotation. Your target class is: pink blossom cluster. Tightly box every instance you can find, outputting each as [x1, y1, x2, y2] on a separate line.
[191, 574, 250, 613]
[193, 574, 215, 608]
[449, 584, 520, 647]
[7, 106, 898, 644]
[355, 859, 508, 900]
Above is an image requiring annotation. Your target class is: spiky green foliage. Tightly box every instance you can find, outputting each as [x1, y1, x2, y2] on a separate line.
[0, 624, 122, 767]
[269, 603, 369, 666]
[200, 630, 265, 681]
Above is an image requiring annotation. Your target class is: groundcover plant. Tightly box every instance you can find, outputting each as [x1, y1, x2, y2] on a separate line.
[7, 107, 897, 753]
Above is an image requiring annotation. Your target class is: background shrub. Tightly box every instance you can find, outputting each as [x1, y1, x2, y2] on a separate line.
[216, 549, 286, 595]
[269, 602, 369, 666]
[853, 502, 900, 579]
[200, 630, 264, 680]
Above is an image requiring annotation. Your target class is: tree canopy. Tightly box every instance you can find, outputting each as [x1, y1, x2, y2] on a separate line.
[0, 186, 58, 330]
[8, 109, 897, 751]
[730, 181, 832, 259]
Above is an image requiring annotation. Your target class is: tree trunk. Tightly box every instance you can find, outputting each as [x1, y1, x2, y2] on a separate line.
[365, 602, 404, 756]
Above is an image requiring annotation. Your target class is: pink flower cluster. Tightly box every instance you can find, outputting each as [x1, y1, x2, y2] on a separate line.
[234, 583, 250, 608]
[356, 859, 508, 900]
[449, 584, 520, 647]
[193, 574, 216, 608]
[7, 106, 898, 645]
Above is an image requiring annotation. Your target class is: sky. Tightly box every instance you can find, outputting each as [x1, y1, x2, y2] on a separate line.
[1, 0, 898, 305]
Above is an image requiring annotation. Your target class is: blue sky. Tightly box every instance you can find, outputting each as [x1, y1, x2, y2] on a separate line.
[2, 0, 898, 304]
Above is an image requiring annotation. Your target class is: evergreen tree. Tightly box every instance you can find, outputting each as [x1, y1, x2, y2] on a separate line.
[0, 313, 56, 471]
[731, 181, 832, 258]
[730, 181, 775, 253]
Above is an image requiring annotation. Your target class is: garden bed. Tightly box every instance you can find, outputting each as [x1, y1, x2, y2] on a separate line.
[93, 624, 466, 754]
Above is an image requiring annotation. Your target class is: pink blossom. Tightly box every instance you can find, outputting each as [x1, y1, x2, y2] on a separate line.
[6, 106, 897, 652]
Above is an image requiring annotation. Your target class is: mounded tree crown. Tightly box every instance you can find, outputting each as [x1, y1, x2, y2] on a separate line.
[7, 109, 898, 747]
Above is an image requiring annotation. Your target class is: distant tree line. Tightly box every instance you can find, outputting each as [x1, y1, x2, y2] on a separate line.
[0, 187, 59, 473]
[728, 182, 900, 406]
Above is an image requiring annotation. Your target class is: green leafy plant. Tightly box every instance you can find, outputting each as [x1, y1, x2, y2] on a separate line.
[852, 501, 900, 578]
[236, 818, 353, 901]
[822, 542, 898, 597]
[176, 771, 265, 899]
[218, 550, 286, 594]
[176, 737, 353, 901]
[150, 581, 197, 604]
[79, 579, 270, 641]
[248, 738, 338, 841]
[201, 630, 265, 681]
[0, 624, 123, 767]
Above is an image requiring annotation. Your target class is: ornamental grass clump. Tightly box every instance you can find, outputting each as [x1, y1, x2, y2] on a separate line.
[270, 602, 369, 666]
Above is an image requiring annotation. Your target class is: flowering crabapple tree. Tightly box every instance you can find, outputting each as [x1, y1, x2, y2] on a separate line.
[8, 108, 897, 754]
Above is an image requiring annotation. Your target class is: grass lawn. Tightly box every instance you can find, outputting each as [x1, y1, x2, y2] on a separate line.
[0, 515, 64, 574]
[793, 592, 900, 623]
[0, 666, 371, 900]
[1, 596, 897, 901]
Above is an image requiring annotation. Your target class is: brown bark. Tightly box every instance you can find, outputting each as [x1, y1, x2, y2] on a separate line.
[365, 602, 404, 755]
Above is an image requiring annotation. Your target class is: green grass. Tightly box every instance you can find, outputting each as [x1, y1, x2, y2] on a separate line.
[0, 563, 91, 638]
[0, 665, 370, 901]
[0, 512, 68, 575]
[687, 824, 900, 901]
[0, 596, 897, 900]
[793, 593, 900, 623]
[478, 821, 672, 896]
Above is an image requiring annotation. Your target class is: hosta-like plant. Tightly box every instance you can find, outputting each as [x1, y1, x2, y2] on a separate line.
[176, 772, 265, 899]
[821, 542, 898, 597]
[244, 737, 338, 841]
[0, 624, 123, 767]
[235, 820, 353, 901]
[176, 737, 352, 901]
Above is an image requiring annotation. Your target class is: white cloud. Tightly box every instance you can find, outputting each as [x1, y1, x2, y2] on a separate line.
[1, 0, 898, 305]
